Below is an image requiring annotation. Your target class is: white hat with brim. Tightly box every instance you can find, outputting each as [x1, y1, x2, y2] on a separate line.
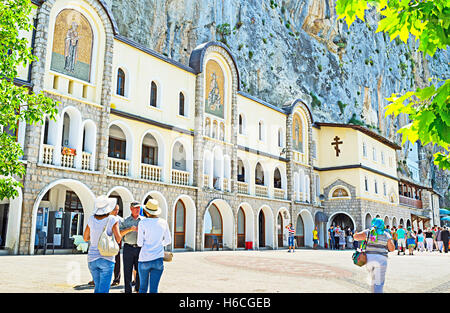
[143, 199, 162, 216]
[94, 195, 117, 215]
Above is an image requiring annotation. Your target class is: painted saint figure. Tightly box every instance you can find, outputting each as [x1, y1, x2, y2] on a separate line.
[207, 72, 222, 112]
[64, 21, 79, 72]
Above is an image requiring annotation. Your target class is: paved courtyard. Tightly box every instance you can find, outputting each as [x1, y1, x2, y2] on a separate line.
[0, 249, 449, 293]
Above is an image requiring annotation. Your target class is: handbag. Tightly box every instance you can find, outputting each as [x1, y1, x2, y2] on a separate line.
[352, 231, 370, 267]
[163, 251, 173, 262]
[98, 221, 119, 257]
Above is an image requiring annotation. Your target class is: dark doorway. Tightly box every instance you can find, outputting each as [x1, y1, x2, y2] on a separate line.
[259, 210, 265, 247]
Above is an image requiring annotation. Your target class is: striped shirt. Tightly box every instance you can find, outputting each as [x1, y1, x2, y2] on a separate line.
[363, 229, 391, 257]
[287, 226, 295, 238]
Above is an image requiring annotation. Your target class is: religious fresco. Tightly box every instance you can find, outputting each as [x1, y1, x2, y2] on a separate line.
[332, 188, 349, 198]
[50, 9, 93, 82]
[205, 60, 225, 119]
[292, 114, 303, 152]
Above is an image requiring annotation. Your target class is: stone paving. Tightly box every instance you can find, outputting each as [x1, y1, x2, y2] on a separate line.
[0, 248, 449, 293]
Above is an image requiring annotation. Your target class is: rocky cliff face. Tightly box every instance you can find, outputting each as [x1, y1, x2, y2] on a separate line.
[107, 0, 449, 196]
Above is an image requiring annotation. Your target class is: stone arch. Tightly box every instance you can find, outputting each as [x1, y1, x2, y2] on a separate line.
[257, 205, 274, 249]
[107, 186, 134, 218]
[364, 213, 372, 229]
[203, 199, 234, 250]
[1, 185, 23, 254]
[275, 207, 290, 248]
[323, 179, 357, 200]
[29, 178, 96, 254]
[237, 202, 255, 247]
[298, 209, 315, 247]
[81, 119, 97, 170]
[172, 195, 196, 251]
[170, 136, 193, 184]
[139, 128, 166, 175]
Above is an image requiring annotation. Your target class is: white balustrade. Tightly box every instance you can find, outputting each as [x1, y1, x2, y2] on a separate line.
[237, 182, 248, 194]
[42, 144, 54, 165]
[81, 152, 91, 170]
[61, 153, 75, 168]
[274, 188, 285, 200]
[255, 185, 268, 197]
[203, 174, 209, 187]
[171, 169, 190, 186]
[141, 163, 162, 182]
[108, 157, 130, 176]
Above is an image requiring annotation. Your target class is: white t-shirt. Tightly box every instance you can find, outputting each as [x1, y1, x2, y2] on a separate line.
[137, 217, 171, 262]
[87, 215, 118, 263]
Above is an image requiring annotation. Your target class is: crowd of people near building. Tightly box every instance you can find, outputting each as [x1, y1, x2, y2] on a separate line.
[327, 223, 450, 254]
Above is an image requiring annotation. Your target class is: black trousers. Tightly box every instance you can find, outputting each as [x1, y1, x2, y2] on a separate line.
[444, 240, 449, 253]
[123, 244, 141, 293]
[334, 237, 340, 249]
[113, 248, 121, 283]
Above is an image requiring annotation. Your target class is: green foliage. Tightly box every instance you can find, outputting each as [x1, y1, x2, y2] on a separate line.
[309, 92, 322, 108]
[348, 113, 365, 126]
[337, 101, 348, 114]
[317, 64, 323, 72]
[0, 0, 58, 200]
[262, 38, 267, 44]
[337, 0, 450, 170]
[248, 51, 253, 59]
[216, 23, 231, 44]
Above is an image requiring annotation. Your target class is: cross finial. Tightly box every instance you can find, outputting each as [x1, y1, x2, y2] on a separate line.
[331, 136, 343, 157]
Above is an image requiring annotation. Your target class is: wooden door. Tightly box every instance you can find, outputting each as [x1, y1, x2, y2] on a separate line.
[237, 207, 245, 248]
[174, 200, 186, 248]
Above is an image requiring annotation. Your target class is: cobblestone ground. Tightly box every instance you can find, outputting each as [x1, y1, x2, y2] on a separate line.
[0, 249, 449, 293]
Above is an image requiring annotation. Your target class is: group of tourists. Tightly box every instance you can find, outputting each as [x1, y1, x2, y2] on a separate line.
[83, 195, 171, 293]
[390, 224, 449, 255]
[327, 225, 357, 250]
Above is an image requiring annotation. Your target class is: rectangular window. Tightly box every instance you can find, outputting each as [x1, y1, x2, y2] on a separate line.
[142, 145, 156, 165]
[108, 137, 126, 159]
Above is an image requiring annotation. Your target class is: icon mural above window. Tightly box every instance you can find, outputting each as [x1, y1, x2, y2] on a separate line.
[205, 60, 225, 119]
[50, 9, 93, 82]
[292, 114, 303, 153]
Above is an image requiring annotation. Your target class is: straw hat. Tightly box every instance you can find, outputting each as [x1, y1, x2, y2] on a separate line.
[143, 199, 162, 216]
[94, 195, 117, 215]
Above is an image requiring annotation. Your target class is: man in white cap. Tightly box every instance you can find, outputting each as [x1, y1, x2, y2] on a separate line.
[119, 200, 143, 293]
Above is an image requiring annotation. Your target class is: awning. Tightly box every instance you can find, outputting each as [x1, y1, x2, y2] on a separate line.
[439, 209, 450, 215]
[315, 211, 328, 223]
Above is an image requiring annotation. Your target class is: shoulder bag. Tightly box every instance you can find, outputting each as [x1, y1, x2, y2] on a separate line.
[98, 219, 120, 257]
[163, 251, 173, 262]
[352, 230, 370, 267]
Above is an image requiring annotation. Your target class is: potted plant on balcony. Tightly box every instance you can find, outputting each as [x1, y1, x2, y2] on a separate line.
[62, 147, 77, 156]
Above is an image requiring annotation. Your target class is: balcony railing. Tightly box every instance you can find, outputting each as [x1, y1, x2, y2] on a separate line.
[141, 163, 162, 182]
[81, 152, 91, 170]
[42, 144, 54, 165]
[237, 182, 249, 194]
[203, 174, 210, 187]
[223, 178, 230, 192]
[108, 157, 129, 176]
[399, 195, 423, 209]
[171, 169, 190, 186]
[274, 188, 286, 200]
[61, 153, 75, 168]
[293, 151, 306, 164]
[255, 185, 268, 198]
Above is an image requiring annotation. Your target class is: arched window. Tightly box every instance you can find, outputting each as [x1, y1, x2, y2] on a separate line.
[258, 121, 264, 141]
[374, 180, 378, 194]
[332, 188, 349, 198]
[274, 168, 282, 189]
[362, 142, 367, 157]
[150, 81, 157, 107]
[255, 162, 264, 185]
[204, 118, 211, 137]
[278, 129, 284, 147]
[117, 68, 125, 96]
[239, 114, 244, 134]
[219, 122, 225, 141]
[364, 176, 369, 192]
[179, 92, 185, 116]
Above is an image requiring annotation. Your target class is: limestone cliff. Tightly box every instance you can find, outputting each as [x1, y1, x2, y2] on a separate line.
[107, 0, 449, 196]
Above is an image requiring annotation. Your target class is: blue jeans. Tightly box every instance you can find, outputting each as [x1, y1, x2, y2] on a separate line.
[88, 258, 115, 293]
[288, 236, 294, 247]
[138, 258, 164, 293]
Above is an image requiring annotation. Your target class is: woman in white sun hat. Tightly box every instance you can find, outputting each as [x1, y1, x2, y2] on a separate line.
[83, 195, 122, 293]
[137, 199, 171, 293]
